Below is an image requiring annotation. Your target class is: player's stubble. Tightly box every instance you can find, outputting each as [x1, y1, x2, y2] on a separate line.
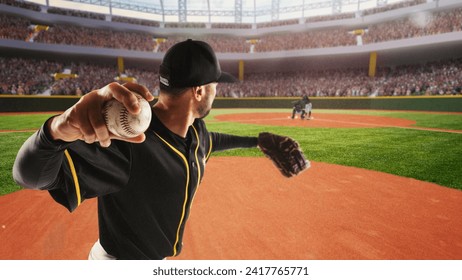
[198, 83, 217, 119]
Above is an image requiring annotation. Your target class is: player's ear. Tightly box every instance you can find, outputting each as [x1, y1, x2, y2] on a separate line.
[192, 86, 205, 101]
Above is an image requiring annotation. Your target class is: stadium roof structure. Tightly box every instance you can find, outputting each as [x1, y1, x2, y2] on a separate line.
[42, 0, 405, 24]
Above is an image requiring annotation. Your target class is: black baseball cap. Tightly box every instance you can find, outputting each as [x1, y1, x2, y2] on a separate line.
[159, 39, 237, 88]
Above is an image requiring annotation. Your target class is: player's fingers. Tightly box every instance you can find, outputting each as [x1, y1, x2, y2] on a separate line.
[98, 82, 139, 114]
[97, 131, 112, 147]
[106, 83, 143, 115]
[111, 133, 146, 144]
[98, 82, 123, 101]
[74, 91, 110, 146]
[88, 104, 111, 148]
[67, 117, 96, 144]
[123, 82, 154, 102]
[78, 116, 97, 144]
[71, 101, 98, 144]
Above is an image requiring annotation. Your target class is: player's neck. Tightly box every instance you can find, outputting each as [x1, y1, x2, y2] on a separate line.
[152, 97, 195, 138]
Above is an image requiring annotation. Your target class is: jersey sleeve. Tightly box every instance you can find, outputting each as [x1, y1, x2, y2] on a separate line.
[13, 119, 132, 212]
[209, 132, 258, 153]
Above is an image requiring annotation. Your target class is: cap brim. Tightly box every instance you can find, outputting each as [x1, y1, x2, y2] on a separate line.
[217, 71, 238, 83]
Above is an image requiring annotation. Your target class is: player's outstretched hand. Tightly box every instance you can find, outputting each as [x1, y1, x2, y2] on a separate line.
[48, 82, 154, 147]
[258, 132, 310, 178]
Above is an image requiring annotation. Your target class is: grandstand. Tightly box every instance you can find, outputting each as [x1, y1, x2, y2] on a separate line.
[0, 0, 461, 97]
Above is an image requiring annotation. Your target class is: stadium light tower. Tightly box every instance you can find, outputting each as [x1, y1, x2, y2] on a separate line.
[332, 0, 342, 14]
[159, 0, 165, 23]
[206, 0, 211, 24]
[253, 0, 256, 25]
[235, 0, 242, 23]
[178, 0, 186, 22]
[272, 0, 280, 21]
[108, 0, 112, 16]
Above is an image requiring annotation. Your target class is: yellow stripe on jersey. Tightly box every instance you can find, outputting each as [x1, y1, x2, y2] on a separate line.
[189, 126, 202, 206]
[64, 149, 81, 207]
[192, 125, 202, 184]
[206, 134, 213, 160]
[154, 132, 190, 257]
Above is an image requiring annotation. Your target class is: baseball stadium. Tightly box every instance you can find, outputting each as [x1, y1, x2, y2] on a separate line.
[1, 0, 462, 263]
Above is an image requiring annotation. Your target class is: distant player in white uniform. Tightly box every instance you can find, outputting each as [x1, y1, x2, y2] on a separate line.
[304, 95, 313, 120]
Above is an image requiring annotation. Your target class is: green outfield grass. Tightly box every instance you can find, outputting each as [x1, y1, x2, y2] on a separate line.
[0, 114, 54, 130]
[1, 109, 461, 196]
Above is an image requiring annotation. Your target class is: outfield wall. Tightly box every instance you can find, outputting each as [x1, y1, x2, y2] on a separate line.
[214, 96, 462, 112]
[0, 95, 461, 113]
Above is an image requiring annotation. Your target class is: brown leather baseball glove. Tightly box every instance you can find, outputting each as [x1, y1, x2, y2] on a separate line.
[258, 132, 310, 178]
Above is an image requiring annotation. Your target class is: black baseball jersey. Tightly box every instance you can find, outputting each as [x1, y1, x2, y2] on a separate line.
[292, 100, 304, 111]
[13, 112, 258, 259]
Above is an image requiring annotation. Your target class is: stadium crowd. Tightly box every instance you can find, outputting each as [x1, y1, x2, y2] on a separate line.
[1, 6, 461, 53]
[0, 57, 157, 95]
[219, 59, 462, 97]
[0, 14, 30, 40]
[1, 56, 460, 97]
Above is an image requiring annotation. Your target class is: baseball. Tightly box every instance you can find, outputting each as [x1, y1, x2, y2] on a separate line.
[102, 93, 152, 138]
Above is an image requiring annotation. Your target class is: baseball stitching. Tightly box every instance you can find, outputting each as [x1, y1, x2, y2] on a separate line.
[102, 101, 112, 129]
[120, 108, 138, 136]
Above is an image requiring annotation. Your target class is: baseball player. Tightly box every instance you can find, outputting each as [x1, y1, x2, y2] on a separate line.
[304, 95, 313, 120]
[13, 39, 309, 260]
[291, 95, 312, 120]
